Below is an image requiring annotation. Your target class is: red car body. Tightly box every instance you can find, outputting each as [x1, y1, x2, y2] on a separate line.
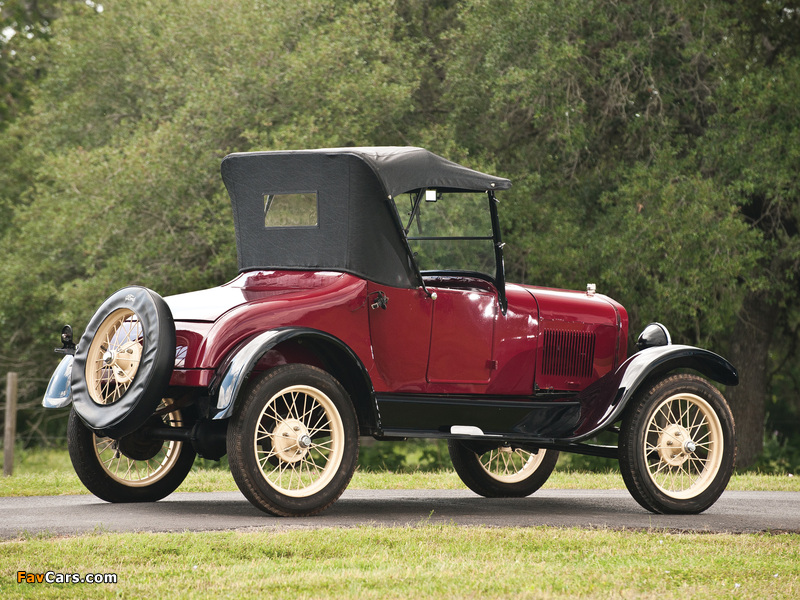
[166, 270, 628, 435]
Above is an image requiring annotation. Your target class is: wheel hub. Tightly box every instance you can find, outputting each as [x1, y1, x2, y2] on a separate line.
[108, 341, 142, 385]
[272, 419, 311, 464]
[657, 424, 695, 467]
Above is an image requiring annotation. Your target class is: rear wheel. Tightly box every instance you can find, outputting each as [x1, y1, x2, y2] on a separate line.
[227, 364, 359, 517]
[619, 374, 735, 514]
[448, 440, 559, 497]
[67, 400, 196, 502]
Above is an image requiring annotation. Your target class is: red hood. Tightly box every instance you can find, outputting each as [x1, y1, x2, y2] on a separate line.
[512, 284, 625, 328]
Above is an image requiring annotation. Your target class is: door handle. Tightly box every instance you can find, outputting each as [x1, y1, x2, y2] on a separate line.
[369, 291, 388, 310]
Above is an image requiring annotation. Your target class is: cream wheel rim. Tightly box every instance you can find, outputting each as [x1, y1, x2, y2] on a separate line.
[643, 392, 724, 499]
[86, 308, 143, 405]
[92, 400, 183, 487]
[478, 446, 547, 483]
[254, 385, 344, 498]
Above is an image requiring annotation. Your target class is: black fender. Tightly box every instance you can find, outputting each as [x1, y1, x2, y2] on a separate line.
[566, 344, 738, 442]
[211, 327, 377, 426]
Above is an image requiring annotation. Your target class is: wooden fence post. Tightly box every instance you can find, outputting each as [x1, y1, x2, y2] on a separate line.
[3, 372, 18, 477]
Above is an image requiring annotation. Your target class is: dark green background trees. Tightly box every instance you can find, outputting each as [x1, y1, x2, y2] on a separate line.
[1, 0, 798, 468]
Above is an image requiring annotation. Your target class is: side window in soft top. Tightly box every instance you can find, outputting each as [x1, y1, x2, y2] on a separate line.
[264, 192, 318, 228]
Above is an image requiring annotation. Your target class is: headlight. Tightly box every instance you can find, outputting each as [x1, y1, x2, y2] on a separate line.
[636, 322, 671, 351]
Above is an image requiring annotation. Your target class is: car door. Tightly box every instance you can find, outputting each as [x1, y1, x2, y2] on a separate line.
[385, 189, 500, 388]
[366, 282, 433, 391]
[426, 283, 497, 384]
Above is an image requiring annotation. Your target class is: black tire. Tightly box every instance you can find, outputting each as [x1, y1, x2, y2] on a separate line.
[67, 404, 196, 503]
[227, 364, 359, 517]
[619, 373, 736, 514]
[71, 286, 175, 438]
[448, 440, 559, 498]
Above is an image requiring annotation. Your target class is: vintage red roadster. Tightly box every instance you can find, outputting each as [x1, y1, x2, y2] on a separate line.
[43, 147, 738, 516]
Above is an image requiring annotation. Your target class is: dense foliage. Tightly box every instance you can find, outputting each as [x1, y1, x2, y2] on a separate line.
[1, 0, 798, 467]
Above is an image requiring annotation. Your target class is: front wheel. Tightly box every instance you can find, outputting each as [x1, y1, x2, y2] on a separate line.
[448, 440, 559, 497]
[226, 365, 359, 517]
[619, 374, 736, 514]
[67, 400, 196, 502]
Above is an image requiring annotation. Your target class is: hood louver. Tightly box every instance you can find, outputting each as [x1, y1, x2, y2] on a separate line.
[542, 329, 596, 379]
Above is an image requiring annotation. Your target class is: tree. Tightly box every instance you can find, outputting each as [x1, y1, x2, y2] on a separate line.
[696, 14, 800, 465]
[0, 1, 94, 127]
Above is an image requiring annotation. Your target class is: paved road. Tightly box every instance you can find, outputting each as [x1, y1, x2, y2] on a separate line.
[2, 489, 798, 539]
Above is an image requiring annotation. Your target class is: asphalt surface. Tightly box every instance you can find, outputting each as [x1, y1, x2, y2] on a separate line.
[2, 489, 799, 539]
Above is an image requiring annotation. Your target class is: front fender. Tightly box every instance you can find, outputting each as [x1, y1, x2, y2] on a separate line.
[566, 344, 738, 442]
[42, 355, 74, 409]
[212, 327, 372, 420]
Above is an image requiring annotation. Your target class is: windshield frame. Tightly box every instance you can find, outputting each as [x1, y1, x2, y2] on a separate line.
[399, 189, 507, 313]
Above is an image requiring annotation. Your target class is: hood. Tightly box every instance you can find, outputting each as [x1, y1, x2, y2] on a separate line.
[515, 284, 623, 327]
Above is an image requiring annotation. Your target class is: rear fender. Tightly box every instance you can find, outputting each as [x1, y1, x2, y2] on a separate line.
[567, 344, 739, 442]
[212, 327, 376, 425]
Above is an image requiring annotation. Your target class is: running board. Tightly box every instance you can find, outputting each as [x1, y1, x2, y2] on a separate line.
[377, 426, 619, 459]
[376, 394, 581, 439]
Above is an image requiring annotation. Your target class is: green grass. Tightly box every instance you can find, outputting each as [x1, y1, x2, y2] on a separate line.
[2, 447, 798, 497]
[2, 526, 798, 599]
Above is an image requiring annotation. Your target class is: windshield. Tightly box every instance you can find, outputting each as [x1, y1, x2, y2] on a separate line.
[393, 191, 497, 279]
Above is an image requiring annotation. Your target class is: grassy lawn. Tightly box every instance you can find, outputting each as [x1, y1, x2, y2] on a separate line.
[2, 446, 798, 497]
[2, 447, 799, 599]
[3, 466, 799, 497]
[2, 526, 798, 599]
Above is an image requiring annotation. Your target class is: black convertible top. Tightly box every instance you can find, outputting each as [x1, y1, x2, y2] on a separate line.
[221, 147, 511, 288]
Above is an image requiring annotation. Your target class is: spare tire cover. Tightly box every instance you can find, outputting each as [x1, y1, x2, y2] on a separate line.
[71, 286, 175, 438]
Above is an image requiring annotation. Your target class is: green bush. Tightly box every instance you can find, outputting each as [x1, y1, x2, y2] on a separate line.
[750, 432, 800, 475]
[357, 439, 453, 473]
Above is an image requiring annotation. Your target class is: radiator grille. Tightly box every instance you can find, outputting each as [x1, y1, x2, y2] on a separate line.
[542, 330, 596, 379]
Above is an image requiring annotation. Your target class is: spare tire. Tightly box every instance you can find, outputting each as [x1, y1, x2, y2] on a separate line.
[71, 286, 175, 438]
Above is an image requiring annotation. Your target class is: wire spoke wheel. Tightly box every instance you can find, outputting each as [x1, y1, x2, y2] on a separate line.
[92, 399, 185, 487]
[254, 385, 344, 497]
[227, 364, 359, 517]
[619, 374, 735, 514]
[67, 400, 196, 503]
[643, 393, 723, 499]
[449, 440, 558, 498]
[71, 286, 176, 438]
[478, 446, 548, 484]
[86, 309, 143, 405]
